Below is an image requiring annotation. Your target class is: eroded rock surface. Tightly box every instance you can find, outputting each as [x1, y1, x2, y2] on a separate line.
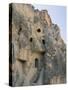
[9, 3, 66, 86]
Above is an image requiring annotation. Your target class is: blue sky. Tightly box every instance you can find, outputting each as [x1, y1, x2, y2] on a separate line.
[33, 4, 66, 43]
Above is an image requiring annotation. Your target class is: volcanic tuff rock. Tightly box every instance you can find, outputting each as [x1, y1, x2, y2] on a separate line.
[9, 3, 66, 86]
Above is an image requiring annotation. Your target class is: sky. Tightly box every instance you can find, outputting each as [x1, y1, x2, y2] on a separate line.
[32, 4, 66, 43]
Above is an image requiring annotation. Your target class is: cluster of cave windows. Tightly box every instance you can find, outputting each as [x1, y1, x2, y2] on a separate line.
[29, 28, 45, 45]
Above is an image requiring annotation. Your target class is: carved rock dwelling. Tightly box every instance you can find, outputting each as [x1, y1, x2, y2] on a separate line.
[9, 3, 66, 86]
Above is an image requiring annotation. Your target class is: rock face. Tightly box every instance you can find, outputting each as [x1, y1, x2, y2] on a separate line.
[9, 3, 66, 86]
